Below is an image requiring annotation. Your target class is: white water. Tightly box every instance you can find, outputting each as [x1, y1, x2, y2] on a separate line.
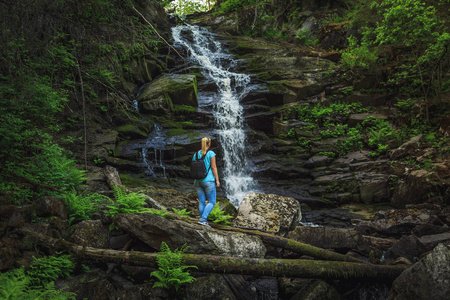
[172, 25, 259, 206]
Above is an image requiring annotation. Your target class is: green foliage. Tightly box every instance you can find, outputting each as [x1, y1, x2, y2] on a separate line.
[27, 254, 75, 287]
[149, 207, 169, 217]
[208, 203, 234, 224]
[63, 191, 110, 224]
[150, 242, 197, 292]
[106, 186, 150, 218]
[336, 127, 364, 155]
[172, 208, 191, 217]
[217, 0, 253, 14]
[341, 35, 378, 70]
[0, 267, 75, 300]
[296, 29, 319, 46]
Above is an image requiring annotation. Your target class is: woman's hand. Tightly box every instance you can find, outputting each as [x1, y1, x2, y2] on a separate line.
[216, 179, 220, 187]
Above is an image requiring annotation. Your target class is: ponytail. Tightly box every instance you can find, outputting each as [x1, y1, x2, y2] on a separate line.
[201, 137, 211, 155]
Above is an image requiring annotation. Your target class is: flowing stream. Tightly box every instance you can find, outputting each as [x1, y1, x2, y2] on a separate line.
[172, 25, 259, 206]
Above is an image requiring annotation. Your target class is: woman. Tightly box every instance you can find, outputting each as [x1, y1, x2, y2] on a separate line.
[194, 137, 220, 227]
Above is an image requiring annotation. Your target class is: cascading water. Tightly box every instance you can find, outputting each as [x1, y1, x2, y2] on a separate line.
[141, 124, 166, 178]
[172, 25, 259, 206]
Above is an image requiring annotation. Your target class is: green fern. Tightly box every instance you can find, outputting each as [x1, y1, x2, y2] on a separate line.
[106, 185, 150, 218]
[27, 254, 75, 287]
[0, 267, 75, 299]
[63, 191, 110, 225]
[149, 207, 168, 217]
[172, 208, 191, 217]
[208, 203, 234, 224]
[150, 242, 197, 292]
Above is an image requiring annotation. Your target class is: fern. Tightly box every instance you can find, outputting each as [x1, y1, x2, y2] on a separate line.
[106, 185, 150, 218]
[172, 208, 191, 217]
[150, 242, 197, 292]
[149, 207, 168, 217]
[0, 267, 75, 299]
[63, 191, 110, 225]
[27, 254, 75, 287]
[208, 203, 233, 225]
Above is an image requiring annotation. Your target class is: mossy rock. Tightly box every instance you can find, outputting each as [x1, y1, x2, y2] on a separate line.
[137, 74, 198, 115]
[116, 124, 148, 139]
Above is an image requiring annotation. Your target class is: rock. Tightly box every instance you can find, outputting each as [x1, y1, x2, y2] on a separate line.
[137, 74, 198, 114]
[347, 112, 388, 127]
[359, 173, 390, 204]
[185, 274, 237, 300]
[279, 278, 342, 300]
[70, 220, 109, 248]
[417, 232, 450, 253]
[304, 156, 333, 168]
[390, 169, 435, 207]
[386, 235, 421, 262]
[114, 213, 266, 258]
[287, 226, 361, 251]
[363, 209, 438, 236]
[390, 243, 450, 300]
[34, 196, 68, 220]
[233, 193, 301, 235]
[388, 134, 423, 160]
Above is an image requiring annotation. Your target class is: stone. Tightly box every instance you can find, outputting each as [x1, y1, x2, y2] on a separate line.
[347, 112, 388, 127]
[137, 74, 198, 114]
[233, 193, 301, 235]
[304, 156, 333, 168]
[70, 220, 109, 248]
[288, 226, 361, 251]
[359, 173, 390, 204]
[34, 197, 68, 220]
[417, 232, 450, 253]
[390, 169, 435, 207]
[114, 213, 266, 258]
[364, 209, 437, 236]
[390, 244, 450, 300]
[185, 274, 237, 300]
[388, 134, 423, 160]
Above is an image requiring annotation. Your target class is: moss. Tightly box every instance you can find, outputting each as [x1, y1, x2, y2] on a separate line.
[167, 128, 188, 136]
[119, 174, 148, 188]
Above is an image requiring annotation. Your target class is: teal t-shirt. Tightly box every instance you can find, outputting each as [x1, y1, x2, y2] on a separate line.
[192, 150, 216, 182]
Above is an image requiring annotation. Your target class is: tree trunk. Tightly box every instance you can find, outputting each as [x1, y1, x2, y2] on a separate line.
[22, 230, 407, 281]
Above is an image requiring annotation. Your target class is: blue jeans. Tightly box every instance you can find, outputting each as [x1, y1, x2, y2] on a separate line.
[195, 181, 216, 220]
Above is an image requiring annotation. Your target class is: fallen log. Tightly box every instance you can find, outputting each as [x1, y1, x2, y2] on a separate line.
[22, 230, 407, 281]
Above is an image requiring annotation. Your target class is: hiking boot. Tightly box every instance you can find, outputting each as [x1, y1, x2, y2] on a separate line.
[198, 219, 211, 227]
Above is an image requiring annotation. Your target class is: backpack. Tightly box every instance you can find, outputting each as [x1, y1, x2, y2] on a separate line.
[190, 150, 210, 180]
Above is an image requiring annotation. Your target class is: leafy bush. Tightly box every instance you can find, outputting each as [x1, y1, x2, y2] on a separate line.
[150, 242, 197, 292]
[341, 35, 378, 70]
[296, 29, 319, 46]
[217, 0, 253, 14]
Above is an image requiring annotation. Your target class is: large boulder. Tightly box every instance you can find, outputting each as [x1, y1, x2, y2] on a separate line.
[185, 274, 237, 300]
[390, 243, 450, 300]
[114, 213, 266, 258]
[137, 74, 198, 114]
[232, 193, 301, 235]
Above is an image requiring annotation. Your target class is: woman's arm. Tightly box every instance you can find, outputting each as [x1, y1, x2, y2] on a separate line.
[210, 156, 220, 187]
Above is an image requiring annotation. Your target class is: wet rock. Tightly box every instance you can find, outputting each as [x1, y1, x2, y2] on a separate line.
[359, 173, 390, 204]
[233, 193, 301, 235]
[287, 226, 361, 251]
[114, 213, 266, 258]
[390, 243, 450, 300]
[70, 220, 109, 248]
[185, 274, 237, 300]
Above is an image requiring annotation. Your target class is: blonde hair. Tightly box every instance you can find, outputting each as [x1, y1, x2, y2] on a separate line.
[201, 137, 211, 155]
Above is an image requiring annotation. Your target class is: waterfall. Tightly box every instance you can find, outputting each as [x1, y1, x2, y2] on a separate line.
[141, 124, 166, 178]
[172, 25, 259, 206]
